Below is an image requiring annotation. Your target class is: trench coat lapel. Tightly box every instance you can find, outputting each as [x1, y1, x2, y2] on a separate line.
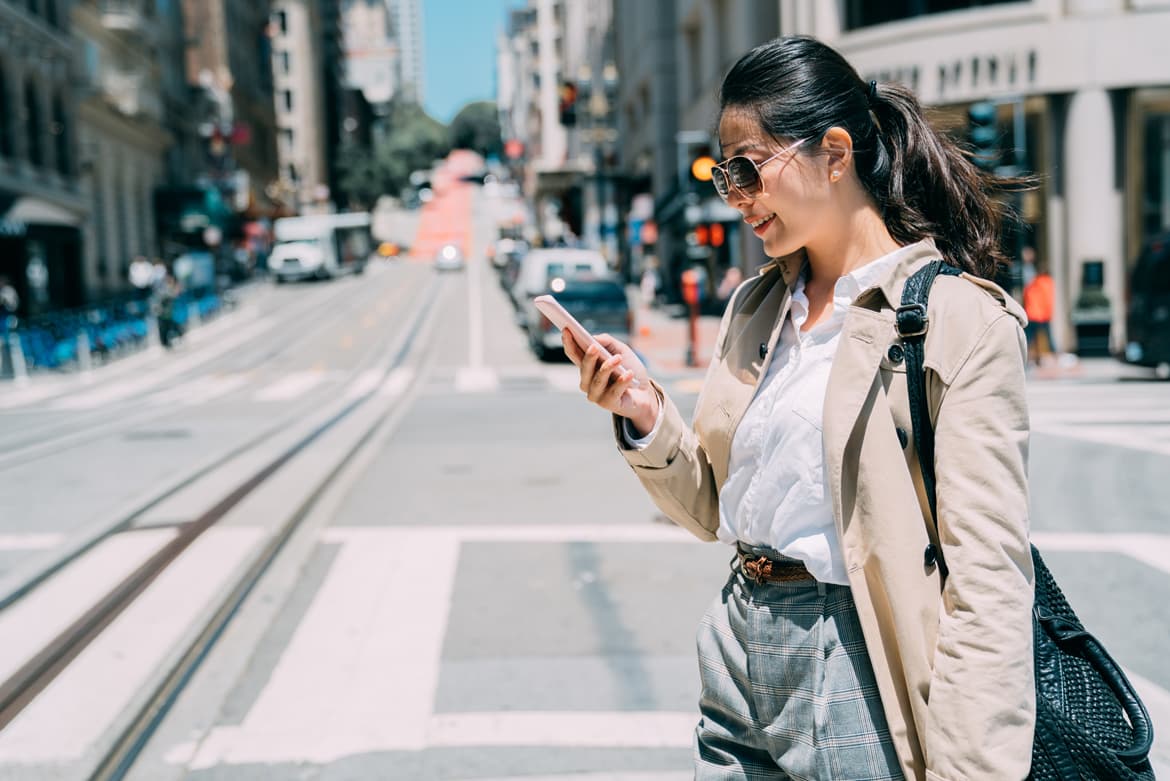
[822, 307, 896, 527]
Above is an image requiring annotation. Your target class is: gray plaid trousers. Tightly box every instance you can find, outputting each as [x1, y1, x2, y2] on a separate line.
[693, 555, 904, 780]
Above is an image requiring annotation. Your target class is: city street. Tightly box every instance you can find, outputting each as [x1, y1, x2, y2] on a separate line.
[0, 176, 1168, 780]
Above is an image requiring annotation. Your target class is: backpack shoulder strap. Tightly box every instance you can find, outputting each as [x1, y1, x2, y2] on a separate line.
[897, 260, 962, 578]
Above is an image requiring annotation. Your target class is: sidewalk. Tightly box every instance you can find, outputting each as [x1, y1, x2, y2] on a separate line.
[630, 302, 722, 376]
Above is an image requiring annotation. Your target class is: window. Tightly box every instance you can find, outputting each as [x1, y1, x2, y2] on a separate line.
[280, 127, 294, 155]
[52, 95, 68, 175]
[44, 0, 57, 27]
[279, 50, 291, 74]
[684, 23, 701, 97]
[274, 9, 288, 35]
[282, 89, 293, 112]
[24, 81, 42, 167]
[0, 65, 11, 158]
[844, 0, 1021, 30]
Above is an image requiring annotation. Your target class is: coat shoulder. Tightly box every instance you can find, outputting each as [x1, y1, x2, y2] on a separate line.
[923, 272, 1027, 385]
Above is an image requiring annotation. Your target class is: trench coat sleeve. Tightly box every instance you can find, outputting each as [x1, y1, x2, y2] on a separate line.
[610, 381, 720, 541]
[925, 312, 1036, 781]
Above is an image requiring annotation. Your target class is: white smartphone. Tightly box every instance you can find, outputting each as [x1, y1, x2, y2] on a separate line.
[533, 294, 640, 387]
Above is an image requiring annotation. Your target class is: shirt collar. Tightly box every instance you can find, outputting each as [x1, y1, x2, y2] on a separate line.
[792, 239, 936, 305]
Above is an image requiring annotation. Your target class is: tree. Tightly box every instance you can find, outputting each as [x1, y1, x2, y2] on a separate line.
[334, 99, 451, 208]
[448, 101, 502, 159]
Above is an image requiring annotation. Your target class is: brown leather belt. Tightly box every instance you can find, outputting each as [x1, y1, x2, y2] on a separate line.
[737, 547, 815, 584]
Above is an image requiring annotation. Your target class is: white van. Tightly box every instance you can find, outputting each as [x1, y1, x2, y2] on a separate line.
[269, 212, 372, 282]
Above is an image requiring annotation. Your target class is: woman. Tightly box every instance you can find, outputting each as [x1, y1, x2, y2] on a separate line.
[564, 36, 1034, 780]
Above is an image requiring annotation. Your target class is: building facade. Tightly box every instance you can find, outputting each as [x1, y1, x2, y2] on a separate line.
[73, 0, 171, 298]
[271, 0, 331, 212]
[0, 0, 86, 317]
[782, 0, 1170, 354]
[609, 0, 1170, 348]
[182, 0, 279, 219]
[341, 0, 398, 115]
[389, 0, 423, 103]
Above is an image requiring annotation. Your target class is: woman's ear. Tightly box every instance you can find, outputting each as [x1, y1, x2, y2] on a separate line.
[820, 127, 854, 183]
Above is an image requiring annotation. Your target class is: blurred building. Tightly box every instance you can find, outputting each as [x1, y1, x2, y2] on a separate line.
[784, 0, 1170, 354]
[73, 0, 171, 299]
[341, 0, 398, 120]
[181, 0, 280, 220]
[390, 0, 423, 103]
[270, 0, 332, 212]
[613, 0, 779, 303]
[498, 0, 597, 247]
[0, 0, 86, 318]
[607, 0, 1170, 348]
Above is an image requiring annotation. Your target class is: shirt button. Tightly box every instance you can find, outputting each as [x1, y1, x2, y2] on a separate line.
[887, 344, 905, 364]
[759, 342, 768, 360]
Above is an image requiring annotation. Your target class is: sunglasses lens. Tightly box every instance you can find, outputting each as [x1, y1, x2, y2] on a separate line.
[726, 157, 762, 194]
[711, 168, 729, 197]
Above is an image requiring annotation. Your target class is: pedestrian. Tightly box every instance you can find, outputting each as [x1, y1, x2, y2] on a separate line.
[562, 36, 1034, 780]
[639, 257, 660, 308]
[1022, 249, 1056, 365]
[0, 275, 18, 323]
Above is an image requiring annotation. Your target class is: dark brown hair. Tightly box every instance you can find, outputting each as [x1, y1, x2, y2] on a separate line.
[718, 35, 1030, 279]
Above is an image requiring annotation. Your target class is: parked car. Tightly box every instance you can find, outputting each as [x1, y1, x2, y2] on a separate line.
[526, 275, 632, 360]
[510, 248, 610, 320]
[1123, 232, 1170, 377]
[434, 243, 465, 272]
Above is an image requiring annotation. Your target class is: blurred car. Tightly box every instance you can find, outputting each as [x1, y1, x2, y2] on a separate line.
[510, 248, 610, 318]
[1123, 232, 1170, 377]
[434, 243, 465, 272]
[526, 275, 633, 360]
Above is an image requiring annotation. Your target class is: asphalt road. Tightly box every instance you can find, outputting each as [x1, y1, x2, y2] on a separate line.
[0, 172, 1167, 780]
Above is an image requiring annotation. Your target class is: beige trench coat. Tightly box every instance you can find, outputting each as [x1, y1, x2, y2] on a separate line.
[614, 241, 1035, 780]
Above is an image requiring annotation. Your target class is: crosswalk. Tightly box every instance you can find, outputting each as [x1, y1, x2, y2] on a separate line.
[3, 523, 1166, 776]
[1028, 380, 1170, 455]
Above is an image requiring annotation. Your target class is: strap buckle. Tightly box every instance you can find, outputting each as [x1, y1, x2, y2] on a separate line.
[895, 302, 929, 338]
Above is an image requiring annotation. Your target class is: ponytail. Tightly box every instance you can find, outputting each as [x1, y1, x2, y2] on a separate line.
[865, 82, 1030, 279]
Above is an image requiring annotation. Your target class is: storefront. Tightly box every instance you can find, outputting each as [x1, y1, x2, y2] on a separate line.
[0, 195, 84, 318]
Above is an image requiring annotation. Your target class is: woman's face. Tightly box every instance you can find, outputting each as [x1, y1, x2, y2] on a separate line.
[716, 108, 833, 259]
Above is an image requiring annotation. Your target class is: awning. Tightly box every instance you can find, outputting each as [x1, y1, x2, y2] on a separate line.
[1, 196, 83, 227]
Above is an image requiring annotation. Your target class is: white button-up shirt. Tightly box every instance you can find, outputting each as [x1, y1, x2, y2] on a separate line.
[628, 242, 922, 585]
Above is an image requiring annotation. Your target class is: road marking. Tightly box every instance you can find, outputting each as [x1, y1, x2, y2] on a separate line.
[378, 367, 414, 398]
[0, 529, 177, 687]
[342, 369, 383, 401]
[180, 530, 460, 767]
[454, 366, 499, 392]
[0, 533, 66, 550]
[147, 374, 250, 407]
[253, 371, 325, 402]
[1123, 668, 1170, 770]
[159, 525, 1169, 769]
[321, 524, 695, 545]
[1031, 532, 1170, 576]
[0, 527, 261, 763]
[428, 711, 695, 748]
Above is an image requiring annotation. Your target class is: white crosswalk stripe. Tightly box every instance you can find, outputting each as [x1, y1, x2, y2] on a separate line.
[1027, 381, 1170, 454]
[157, 525, 1170, 771]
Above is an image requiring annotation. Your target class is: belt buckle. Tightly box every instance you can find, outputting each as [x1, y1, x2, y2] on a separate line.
[743, 554, 773, 585]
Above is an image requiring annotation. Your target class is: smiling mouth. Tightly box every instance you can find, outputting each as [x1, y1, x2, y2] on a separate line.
[748, 214, 776, 233]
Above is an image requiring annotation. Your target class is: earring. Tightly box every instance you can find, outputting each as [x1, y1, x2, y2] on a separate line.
[830, 170, 841, 181]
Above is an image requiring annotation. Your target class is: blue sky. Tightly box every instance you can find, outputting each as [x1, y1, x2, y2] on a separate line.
[422, 0, 526, 123]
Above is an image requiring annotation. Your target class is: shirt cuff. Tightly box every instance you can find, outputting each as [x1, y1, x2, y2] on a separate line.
[622, 401, 664, 449]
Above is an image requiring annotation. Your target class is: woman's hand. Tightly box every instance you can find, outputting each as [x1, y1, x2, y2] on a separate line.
[562, 330, 660, 436]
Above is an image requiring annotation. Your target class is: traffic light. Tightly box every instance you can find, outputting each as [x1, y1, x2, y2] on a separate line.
[967, 101, 1000, 171]
[687, 143, 717, 194]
